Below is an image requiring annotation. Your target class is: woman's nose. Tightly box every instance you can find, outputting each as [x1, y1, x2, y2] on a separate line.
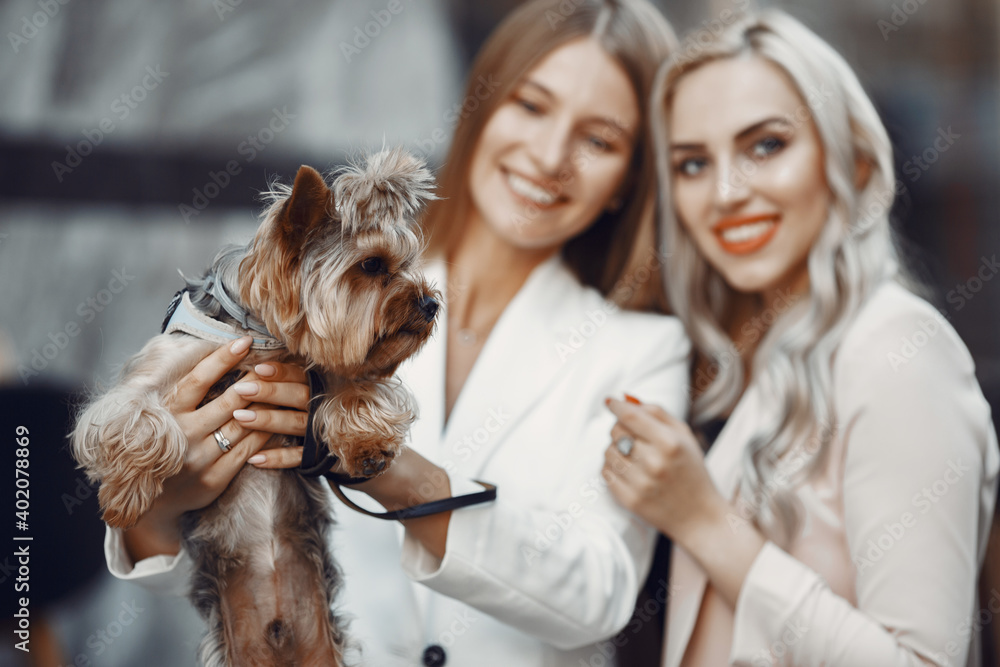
[528, 117, 572, 175]
[713, 157, 752, 210]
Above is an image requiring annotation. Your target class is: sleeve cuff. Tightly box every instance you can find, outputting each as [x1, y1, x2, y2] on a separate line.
[400, 473, 492, 582]
[104, 525, 193, 597]
[730, 541, 820, 663]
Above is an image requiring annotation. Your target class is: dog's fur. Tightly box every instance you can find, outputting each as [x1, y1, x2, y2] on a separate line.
[71, 148, 440, 666]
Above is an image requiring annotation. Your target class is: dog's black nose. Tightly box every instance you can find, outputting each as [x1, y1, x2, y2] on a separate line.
[418, 296, 439, 322]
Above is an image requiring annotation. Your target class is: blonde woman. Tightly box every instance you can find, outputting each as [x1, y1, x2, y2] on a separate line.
[603, 10, 999, 666]
[104, 1, 691, 665]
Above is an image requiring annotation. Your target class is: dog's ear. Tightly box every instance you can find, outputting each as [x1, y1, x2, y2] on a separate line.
[278, 165, 334, 246]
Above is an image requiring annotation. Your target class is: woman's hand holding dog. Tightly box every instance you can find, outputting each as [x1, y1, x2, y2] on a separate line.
[123, 336, 310, 561]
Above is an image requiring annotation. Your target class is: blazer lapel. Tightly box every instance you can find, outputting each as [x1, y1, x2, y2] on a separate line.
[663, 386, 764, 667]
[440, 254, 580, 479]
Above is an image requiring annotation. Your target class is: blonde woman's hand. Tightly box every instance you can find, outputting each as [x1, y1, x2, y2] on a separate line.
[602, 397, 767, 607]
[601, 398, 727, 548]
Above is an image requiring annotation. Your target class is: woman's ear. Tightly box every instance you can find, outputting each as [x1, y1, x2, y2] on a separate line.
[854, 155, 873, 190]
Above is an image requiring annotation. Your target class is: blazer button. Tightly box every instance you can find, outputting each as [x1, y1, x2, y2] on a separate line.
[422, 644, 446, 666]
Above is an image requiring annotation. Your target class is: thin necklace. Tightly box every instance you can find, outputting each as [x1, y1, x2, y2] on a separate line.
[450, 304, 505, 347]
[456, 327, 481, 346]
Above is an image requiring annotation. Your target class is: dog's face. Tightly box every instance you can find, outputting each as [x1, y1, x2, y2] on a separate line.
[239, 149, 440, 378]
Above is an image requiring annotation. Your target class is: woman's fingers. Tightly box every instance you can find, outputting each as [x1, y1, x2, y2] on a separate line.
[169, 337, 253, 413]
[231, 379, 311, 411]
[233, 402, 308, 436]
[202, 430, 275, 488]
[188, 417, 256, 468]
[252, 361, 309, 385]
[246, 446, 304, 470]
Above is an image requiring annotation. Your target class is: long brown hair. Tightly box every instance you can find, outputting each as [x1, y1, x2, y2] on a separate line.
[421, 0, 677, 310]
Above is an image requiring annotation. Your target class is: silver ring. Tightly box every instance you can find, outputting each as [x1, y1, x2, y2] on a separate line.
[213, 429, 232, 453]
[615, 436, 635, 457]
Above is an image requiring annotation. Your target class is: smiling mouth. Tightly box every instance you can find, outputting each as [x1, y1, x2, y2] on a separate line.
[712, 214, 780, 255]
[503, 169, 562, 207]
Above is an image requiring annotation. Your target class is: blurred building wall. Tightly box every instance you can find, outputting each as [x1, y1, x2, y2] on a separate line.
[0, 1, 996, 665]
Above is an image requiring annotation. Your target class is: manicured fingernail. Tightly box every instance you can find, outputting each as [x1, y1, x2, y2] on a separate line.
[624, 394, 641, 405]
[231, 336, 252, 354]
[247, 454, 266, 465]
[233, 409, 256, 422]
[604, 397, 612, 406]
[254, 363, 276, 377]
[233, 381, 258, 396]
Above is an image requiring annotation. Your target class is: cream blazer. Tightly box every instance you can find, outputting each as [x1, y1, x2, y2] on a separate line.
[666, 282, 999, 667]
[105, 255, 692, 667]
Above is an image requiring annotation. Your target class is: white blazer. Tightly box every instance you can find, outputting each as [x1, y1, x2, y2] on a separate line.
[664, 282, 999, 667]
[106, 254, 692, 667]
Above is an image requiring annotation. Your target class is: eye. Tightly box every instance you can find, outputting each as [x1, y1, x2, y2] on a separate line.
[674, 157, 707, 177]
[515, 97, 542, 114]
[750, 136, 786, 159]
[586, 135, 610, 152]
[360, 257, 387, 274]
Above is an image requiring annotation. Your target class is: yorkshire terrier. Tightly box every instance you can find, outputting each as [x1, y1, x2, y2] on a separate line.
[71, 148, 440, 666]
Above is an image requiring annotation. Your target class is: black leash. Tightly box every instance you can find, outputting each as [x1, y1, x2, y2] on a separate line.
[298, 369, 497, 520]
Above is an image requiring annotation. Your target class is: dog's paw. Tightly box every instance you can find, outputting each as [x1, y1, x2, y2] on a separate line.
[313, 380, 415, 478]
[72, 393, 188, 529]
[340, 443, 399, 479]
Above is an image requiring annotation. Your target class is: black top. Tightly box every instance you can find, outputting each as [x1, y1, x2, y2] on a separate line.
[611, 416, 729, 666]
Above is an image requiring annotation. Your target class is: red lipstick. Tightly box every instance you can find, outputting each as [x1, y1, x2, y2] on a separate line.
[712, 214, 779, 255]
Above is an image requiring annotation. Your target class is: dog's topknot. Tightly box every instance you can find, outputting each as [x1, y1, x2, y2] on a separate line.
[332, 147, 436, 234]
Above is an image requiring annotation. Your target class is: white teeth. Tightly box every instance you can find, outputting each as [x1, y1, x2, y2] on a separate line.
[506, 172, 557, 205]
[720, 220, 774, 243]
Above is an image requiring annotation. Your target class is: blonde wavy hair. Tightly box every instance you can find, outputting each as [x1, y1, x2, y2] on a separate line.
[651, 10, 919, 545]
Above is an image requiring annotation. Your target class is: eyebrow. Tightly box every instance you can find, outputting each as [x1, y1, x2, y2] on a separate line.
[670, 116, 792, 152]
[519, 79, 636, 142]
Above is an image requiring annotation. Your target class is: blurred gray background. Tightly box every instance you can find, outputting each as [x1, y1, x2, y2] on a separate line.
[0, 0, 997, 665]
